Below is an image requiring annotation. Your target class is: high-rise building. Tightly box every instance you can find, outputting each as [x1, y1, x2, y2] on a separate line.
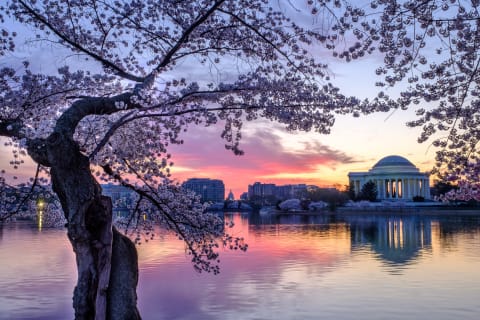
[247, 182, 309, 201]
[248, 182, 276, 198]
[182, 178, 225, 203]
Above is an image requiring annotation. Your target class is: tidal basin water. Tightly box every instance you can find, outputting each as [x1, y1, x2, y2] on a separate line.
[1, 212, 480, 320]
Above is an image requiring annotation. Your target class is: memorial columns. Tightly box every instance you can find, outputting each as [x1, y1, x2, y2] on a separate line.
[348, 156, 431, 201]
[424, 178, 430, 198]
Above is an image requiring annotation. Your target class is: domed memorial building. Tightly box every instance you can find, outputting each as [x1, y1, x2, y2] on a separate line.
[348, 155, 430, 200]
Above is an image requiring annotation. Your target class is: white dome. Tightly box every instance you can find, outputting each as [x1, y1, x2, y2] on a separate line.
[373, 155, 415, 168]
[370, 155, 419, 174]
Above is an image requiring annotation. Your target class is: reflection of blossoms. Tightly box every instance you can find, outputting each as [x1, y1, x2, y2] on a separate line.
[112, 180, 247, 274]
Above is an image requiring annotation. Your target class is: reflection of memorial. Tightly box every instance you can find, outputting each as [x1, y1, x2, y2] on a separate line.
[349, 216, 432, 265]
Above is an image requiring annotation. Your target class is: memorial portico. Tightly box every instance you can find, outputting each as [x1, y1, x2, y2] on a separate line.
[348, 155, 431, 200]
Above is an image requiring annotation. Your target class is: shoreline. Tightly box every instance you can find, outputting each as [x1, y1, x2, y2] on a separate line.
[265, 206, 480, 216]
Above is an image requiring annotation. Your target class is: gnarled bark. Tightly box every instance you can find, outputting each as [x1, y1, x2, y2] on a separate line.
[108, 228, 141, 320]
[28, 133, 141, 320]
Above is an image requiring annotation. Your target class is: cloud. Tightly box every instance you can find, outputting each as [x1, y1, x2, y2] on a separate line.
[301, 140, 357, 165]
[168, 123, 357, 196]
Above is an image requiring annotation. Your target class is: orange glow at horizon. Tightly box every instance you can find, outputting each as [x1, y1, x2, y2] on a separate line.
[167, 117, 437, 198]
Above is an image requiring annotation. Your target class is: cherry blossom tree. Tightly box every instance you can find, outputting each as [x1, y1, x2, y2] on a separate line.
[0, 1, 381, 318]
[308, 0, 480, 200]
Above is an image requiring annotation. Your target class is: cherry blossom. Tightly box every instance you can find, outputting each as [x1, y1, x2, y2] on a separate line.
[309, 0, 480, 200]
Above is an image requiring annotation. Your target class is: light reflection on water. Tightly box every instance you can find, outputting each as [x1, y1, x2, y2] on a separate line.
[1, 212, 480, 320]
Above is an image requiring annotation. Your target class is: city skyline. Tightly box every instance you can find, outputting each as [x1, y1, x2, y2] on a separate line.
[172, 155, 432, 199]
[1, 114, 433, 199]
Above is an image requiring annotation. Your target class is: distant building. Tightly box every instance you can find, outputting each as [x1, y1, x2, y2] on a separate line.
[348, 155, 431, 200]
[182, 178, 225, 203]
[227, 190, 235, 201]
[248, 182, 276, 199]
[102, 184, 136, 216]
[291, 184, 308, 198]
[247, 182, 309, 201]
[275, 185, 292, 200]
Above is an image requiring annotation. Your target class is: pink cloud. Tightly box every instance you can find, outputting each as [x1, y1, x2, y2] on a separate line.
[168, 124, 357, 197]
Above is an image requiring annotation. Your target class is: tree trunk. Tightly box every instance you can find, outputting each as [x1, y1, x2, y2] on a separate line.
[29, 133, 141, 320]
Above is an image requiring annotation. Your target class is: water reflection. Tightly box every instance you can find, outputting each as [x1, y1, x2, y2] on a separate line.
[436, 215, 480, 248]
[1, 213, 480, 320]
[347, 215, 432, 266]
[37, 200, 44, 231]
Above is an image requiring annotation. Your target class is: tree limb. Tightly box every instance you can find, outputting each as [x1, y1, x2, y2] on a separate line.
[16, 0, 145, 82]
[151, 0, 226, 74]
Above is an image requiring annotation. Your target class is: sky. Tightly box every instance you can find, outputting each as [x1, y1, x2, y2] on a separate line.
[166, 55, 437, 197]
[0, 1, 439, 199]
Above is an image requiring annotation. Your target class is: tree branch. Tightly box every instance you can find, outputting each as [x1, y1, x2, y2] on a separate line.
[16, 0, 145, 82]
[217, 8, 304, 76]
[151, 0, 226, 74]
